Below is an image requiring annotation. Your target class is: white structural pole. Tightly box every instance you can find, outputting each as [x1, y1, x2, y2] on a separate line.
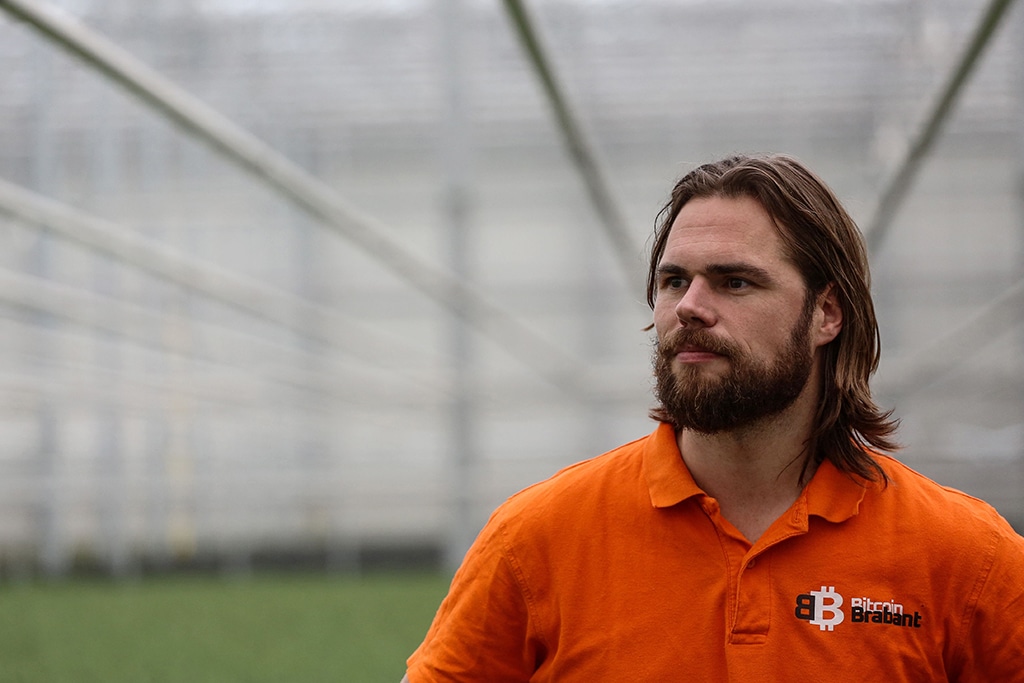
[439, 0, 479, 571]
[0, 0, 588, 396]
[864, 0, 1019, 254]
[0, 266, 442, 408]
[23, 39, 66, 577]
[876, 276, 1024, 396]
[0, 178, 451, 389]
[501, 0, 643, 294]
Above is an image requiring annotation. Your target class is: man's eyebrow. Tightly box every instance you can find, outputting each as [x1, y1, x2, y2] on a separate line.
[706, 262, 774, 282]
[656, 262, 774, 282]
[655, 263, 688, 277]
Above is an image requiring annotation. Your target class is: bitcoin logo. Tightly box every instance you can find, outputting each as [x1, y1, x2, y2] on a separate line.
[809, 586, 845, 631]
[795, 586, 845, 631]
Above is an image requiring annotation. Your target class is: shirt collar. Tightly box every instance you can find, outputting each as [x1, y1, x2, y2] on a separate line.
[801, 456, 870, 523]
[644, 422, 704, 508]
[643, 421, 870, 523]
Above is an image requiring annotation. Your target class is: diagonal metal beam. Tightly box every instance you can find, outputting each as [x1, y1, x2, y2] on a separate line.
[0, 0, 589, 395]
[0, 264, 450, 407]
[875, 275, 1024, 396]
[864, 0, 1018, 254]
[501, 0, 643, 291]
[0, 177, 450, 390]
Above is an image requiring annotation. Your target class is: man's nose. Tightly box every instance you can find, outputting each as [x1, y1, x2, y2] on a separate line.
[674, 278, 716, 328]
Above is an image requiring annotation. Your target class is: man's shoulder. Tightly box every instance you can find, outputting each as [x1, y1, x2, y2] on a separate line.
[872, 454, 1022, 543]
[493, 432, 653, 522]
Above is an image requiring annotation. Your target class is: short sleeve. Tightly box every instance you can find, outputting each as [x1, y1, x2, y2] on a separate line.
[406, 514, 543, 682]
[952, 522, 1024, 682]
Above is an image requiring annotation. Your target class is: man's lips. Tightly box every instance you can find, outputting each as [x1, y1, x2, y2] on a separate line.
[673, 346, 725, 362]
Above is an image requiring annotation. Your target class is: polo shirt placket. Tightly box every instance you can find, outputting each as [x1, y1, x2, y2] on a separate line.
[648, 425, 870, 678]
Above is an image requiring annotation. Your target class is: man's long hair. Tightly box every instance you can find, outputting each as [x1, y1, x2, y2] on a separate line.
[646, 154, 899, 483]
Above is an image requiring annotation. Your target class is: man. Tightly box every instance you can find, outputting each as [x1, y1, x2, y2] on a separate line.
[402, 154, 1024, 681]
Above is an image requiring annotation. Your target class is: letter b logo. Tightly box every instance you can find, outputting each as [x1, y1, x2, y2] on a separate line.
[794, 593, 816, 621]
[808, 586, 844, 631]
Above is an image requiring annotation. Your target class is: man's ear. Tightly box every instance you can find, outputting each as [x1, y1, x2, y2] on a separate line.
[815, 284, 843, 347]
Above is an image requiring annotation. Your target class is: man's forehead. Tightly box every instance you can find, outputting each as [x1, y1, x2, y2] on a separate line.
[663, 197, 793, 264]
[660, 222, 786, 265]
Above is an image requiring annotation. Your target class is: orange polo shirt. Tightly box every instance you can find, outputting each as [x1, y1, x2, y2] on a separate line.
[407, 423, 1024, 682]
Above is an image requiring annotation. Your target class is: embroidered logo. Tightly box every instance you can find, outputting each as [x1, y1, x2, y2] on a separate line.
[795, 587, 923, 631]
[795, 585, 844, 631]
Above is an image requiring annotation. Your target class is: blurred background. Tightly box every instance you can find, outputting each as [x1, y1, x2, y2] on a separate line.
[0, 0, 1022, 584]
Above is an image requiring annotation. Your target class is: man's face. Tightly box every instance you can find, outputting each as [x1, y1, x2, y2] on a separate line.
[651, 194, 839, 433]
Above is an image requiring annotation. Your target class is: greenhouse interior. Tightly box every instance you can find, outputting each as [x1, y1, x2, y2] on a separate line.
[0, 0, 1022, 578]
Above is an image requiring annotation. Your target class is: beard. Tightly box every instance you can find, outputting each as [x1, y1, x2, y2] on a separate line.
[653, 307, 815, 435]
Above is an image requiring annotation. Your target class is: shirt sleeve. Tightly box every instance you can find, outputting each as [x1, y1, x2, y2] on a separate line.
[952, 522, 1024, 682]
[406, 514, 544, 682]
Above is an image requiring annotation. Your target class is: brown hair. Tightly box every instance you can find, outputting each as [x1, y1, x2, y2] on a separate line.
[647, 153, 898, 483]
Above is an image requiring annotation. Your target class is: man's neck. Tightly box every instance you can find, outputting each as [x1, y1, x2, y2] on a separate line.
[677, 392, 819, 544]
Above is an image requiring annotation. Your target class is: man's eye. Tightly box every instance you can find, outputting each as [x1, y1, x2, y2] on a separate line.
[666, 277, 685, 289]
[725, 278, 749, 290]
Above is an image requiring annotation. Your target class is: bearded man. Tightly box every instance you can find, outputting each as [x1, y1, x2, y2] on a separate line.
[402, 154, 1024, 682]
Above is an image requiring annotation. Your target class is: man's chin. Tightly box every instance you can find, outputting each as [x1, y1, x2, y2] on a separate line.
[671, 366, 727, 388]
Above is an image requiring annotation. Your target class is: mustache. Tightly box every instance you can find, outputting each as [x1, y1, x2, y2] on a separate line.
[659, 327, 737, 359]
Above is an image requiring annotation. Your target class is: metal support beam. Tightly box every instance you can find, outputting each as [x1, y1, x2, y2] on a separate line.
[501, 0, 642, 292]
[0, 178, 449, 390]
[0, 0, 589, 396]
[0, 265, 442, 407]
[877, 275, 1024, 395]
[864, 0, 1019, 254]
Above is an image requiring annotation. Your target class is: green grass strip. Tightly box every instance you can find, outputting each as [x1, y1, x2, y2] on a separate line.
[0, 572, 450, 683]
